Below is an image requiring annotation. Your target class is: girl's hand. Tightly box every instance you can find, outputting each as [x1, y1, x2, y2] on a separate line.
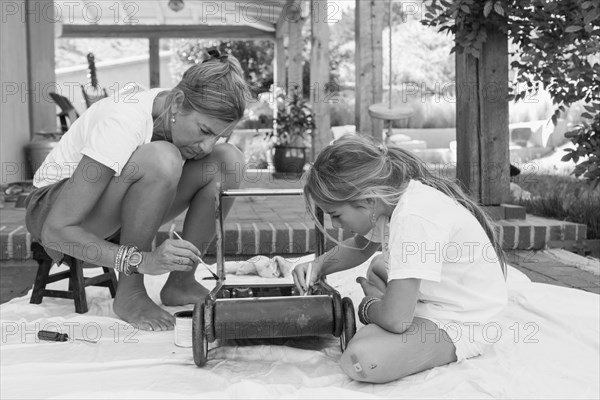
[292, 261, 320, 295]
[356, 276, 384, 299]
[137, 239, 202, 275]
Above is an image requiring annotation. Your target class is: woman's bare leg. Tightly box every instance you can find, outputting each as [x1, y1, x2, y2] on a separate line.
[80, 142, 183, 331]
[81, 143, 243, 328]
[340, 317, 457, 383]
[160, 143, 245, 306]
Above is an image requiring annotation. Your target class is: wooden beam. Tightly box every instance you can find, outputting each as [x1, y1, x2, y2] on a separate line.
[149, 38, 160, 88]
[61, 24, 276, 39]
[355, 0, 383, 137]
[26, 0, 56, 135]
[455, 28, 510, 205]
[310, 0, 331, 160]
[287, 0, 305, 96]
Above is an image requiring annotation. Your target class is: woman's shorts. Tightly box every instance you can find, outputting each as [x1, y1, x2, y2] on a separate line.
[24, 179, 71, 264]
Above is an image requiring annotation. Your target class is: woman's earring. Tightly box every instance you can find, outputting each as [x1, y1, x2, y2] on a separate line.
[371, 210, 377, 226]
[171, 114, 176, 124]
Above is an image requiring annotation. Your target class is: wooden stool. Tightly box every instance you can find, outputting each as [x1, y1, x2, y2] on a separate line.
[30, 241, 118, 313]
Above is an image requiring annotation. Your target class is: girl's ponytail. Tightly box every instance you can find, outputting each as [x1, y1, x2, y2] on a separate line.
[387, 147, 507, 278]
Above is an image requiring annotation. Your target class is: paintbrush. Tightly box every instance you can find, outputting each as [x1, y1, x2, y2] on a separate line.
[305, 262, 313, 296]
[172, 231, 219, 280]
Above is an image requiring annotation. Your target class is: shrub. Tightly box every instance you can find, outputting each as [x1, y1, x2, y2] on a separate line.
[513, 174, 600, 239]
[243, 133, 271, 169]
[329, 95, 355, 127]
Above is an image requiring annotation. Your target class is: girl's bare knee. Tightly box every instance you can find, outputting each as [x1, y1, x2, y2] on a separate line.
[340, 350, 366, 382]
[341, 339, 376, 381]
[340, 346, 393, 384]
[367, 256, 388, 288]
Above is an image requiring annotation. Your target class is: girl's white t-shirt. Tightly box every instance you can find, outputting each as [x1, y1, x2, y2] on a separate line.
[368, 180, 507, 326]
[33, 88, 164, 188]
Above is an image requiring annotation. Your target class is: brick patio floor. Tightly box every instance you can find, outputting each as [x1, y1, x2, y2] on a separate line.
[1, 171, 597, 304]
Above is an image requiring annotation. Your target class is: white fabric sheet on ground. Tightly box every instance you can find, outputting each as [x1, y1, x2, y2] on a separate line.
[1, 254, 599, 399]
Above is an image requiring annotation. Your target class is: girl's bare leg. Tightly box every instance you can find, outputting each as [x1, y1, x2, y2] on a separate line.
[160, 143, 245, 306]
[80, 142, 183, 331]
[345, 254, 457, 383]
[340, 318, 457, 383]
[366, 254, 388, 293]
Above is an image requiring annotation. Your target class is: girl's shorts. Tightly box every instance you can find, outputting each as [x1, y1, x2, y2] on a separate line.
[427, 318, 491, 362]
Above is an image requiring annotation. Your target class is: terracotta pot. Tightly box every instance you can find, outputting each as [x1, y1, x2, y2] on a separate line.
[273, 145, 306, 173]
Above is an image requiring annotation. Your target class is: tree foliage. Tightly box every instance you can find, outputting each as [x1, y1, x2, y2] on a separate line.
[170, 39, 274, 96]
[422, 0, 600, 185]
[329, 3, 455, 90]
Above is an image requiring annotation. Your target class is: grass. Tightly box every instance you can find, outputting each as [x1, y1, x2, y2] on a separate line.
[513, 174, 600, 239]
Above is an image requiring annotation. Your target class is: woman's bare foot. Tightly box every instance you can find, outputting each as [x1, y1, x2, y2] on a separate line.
[160, 275, 209, 306]
[113, 282, 175, 331]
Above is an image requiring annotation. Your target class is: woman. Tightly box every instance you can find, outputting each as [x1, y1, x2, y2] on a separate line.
[26, 51, 251, 331]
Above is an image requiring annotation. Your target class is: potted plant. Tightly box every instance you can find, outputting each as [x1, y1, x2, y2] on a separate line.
[269, 88, 315, 173]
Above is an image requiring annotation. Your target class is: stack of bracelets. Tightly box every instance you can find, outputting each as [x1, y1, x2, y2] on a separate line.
[358, 296, 381, 325]
[114, 245, 141, 276]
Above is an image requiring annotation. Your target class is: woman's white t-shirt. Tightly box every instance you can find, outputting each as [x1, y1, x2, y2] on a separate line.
[368, 180, 508, 327]
[33, 88, 164, 188]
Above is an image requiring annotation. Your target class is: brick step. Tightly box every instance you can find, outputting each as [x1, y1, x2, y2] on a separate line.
[0, 216, 587, 260]
[496, 215, 586, 250]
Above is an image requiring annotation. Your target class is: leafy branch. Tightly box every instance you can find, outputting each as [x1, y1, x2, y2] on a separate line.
[422, 0, 600, 184]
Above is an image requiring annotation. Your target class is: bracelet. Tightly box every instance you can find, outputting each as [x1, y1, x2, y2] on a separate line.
[122, 246, 136, 275]
[114, 245, 137, 274]
[114, 245, 127, 273]
[358, 296, 381, 325]
[123, 246, 141, 276]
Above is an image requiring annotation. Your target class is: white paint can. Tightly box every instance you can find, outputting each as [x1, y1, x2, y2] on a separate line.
[174, 310, 193, 348]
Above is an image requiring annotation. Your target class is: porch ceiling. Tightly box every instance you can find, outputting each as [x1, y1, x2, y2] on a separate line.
[55, 0, 291, 38]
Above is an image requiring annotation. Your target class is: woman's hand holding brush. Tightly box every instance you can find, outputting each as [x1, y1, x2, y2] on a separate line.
[172, 232, 219, 280]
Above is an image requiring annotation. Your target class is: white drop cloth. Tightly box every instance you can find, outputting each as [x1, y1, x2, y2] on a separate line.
[1, 254, 598, 399]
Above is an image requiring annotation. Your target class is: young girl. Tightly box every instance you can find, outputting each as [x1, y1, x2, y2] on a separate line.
[25, 51, 251, 332]
[293, 135, 508, 383]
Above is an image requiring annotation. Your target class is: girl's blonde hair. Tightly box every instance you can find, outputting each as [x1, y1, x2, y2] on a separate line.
[303, 135, 506, 277]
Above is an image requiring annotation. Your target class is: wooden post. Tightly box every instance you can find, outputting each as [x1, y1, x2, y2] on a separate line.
[26, 0, 56, 134]
[149, 38, 160, 88]
[455, 28, 510, 205]
[274, 36, 287, 92]
[2, 0, 31, 182]
[355, 0, 383, 137]
[310, 0, 331, 160]
[287, 0, 305, 97]
[275, 6, 289, 93]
